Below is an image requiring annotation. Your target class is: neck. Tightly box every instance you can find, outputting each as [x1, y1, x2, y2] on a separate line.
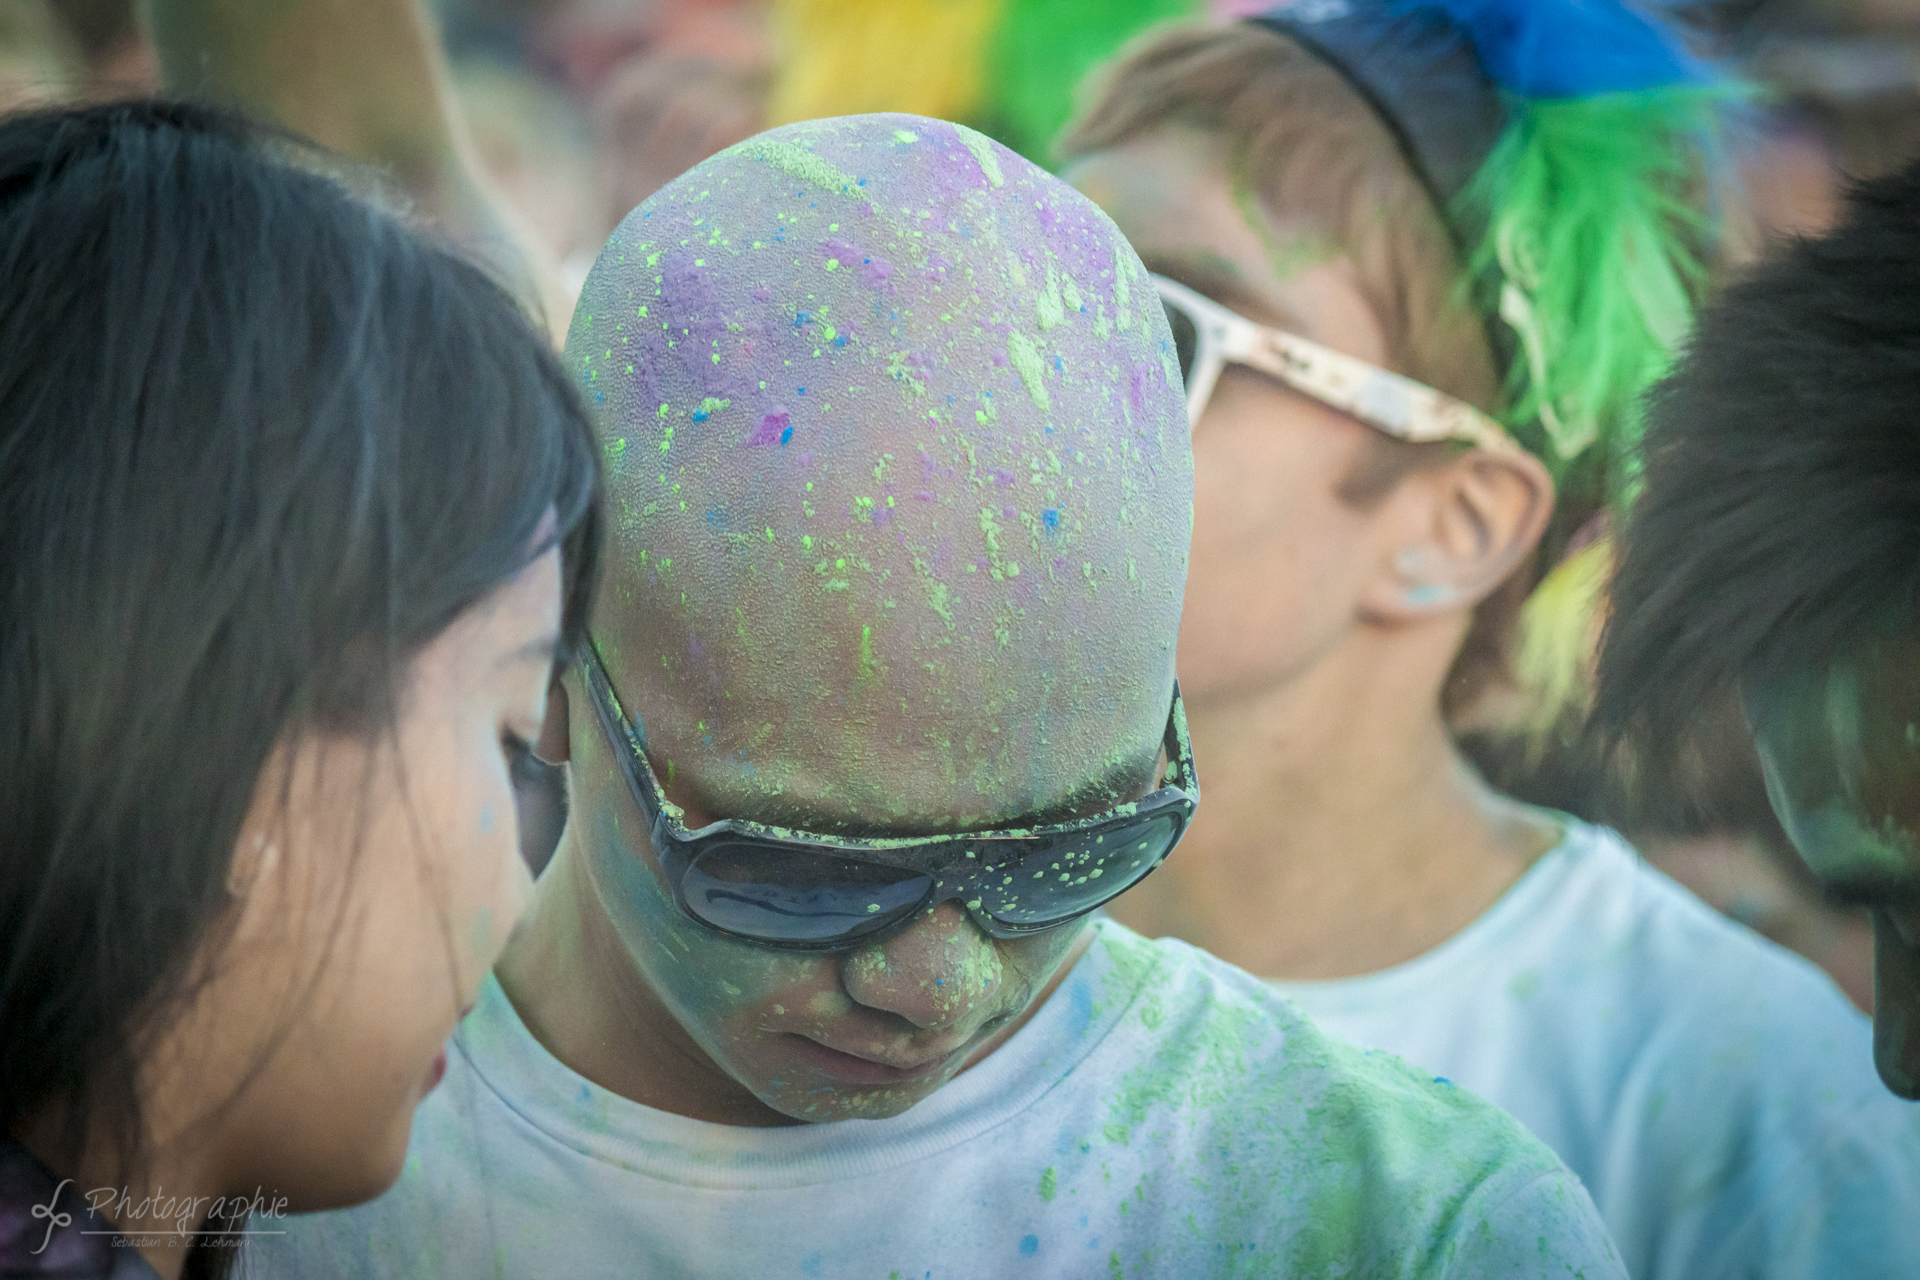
[1106, 625, 1558, 979]
[14, 1112, 224, 1280]
[495, 835, 800, 1127]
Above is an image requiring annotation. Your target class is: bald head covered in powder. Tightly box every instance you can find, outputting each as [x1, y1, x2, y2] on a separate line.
[569, 113, 1190, 832]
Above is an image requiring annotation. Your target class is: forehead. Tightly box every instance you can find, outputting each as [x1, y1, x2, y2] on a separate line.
[1065, 126, 1378, 352]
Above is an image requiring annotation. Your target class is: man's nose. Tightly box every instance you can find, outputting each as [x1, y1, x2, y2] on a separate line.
[1871, 908, 1920, 1099]
[840, 901, 1006, 1032]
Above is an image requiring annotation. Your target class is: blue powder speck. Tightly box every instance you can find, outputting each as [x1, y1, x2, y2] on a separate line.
[832, 336, 848, 348]
[1019, 1235, 1039, 1256]
[1042, 508, 1060, 530]
[780, 426, 793, 445]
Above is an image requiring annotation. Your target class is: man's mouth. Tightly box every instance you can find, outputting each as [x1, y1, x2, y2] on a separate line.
[785, 1034, 964, 1085]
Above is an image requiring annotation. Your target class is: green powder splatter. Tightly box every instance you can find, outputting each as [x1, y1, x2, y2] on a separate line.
[1007, 331, 1050, 411]
[1039, 1167, 1058, 1202]
[886, 349, 926, 395]
[955, 123, 1004, 188]
[1037, 264, 1065, 332]
[695, 396, 730, 419]
[727, 137, 859, 194]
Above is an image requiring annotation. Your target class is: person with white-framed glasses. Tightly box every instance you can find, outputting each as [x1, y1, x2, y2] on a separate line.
[1061, 2, 1920, 1278]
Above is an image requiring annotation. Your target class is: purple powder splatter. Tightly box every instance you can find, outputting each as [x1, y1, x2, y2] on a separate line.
[746, 410, 791, 447]
[823, 239, 891, 290]
[1129, 362, 1153, 411]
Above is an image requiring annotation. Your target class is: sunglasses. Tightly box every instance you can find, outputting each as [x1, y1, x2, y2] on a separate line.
[1153, 274, 1523, 454]
[579, 643, 1200, 952]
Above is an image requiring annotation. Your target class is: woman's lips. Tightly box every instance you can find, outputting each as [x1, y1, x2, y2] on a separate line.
[784, 1034, 956, 1086]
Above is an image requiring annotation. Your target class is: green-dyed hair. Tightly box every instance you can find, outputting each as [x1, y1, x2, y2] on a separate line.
[1464, 86, 1739, 512]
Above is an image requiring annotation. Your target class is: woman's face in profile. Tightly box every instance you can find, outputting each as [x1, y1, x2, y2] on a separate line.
[149, 548, 563, 1212]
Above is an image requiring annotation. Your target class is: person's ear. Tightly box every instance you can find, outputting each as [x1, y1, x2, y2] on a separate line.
[1361, 447, 1554, 622]
[534, 675, 570, 765]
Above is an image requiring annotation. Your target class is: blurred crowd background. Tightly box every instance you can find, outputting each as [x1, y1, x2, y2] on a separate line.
[12, 0, 1916, 1015]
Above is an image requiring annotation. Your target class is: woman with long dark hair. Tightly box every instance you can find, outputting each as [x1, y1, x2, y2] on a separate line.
[0, 100, 600, 1278]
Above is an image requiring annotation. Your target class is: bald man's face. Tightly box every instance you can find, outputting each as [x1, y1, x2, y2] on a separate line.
[566, 677, 1115, 1121]
[559, 115, 1192, 1121]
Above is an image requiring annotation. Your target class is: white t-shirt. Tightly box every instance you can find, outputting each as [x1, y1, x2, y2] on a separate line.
[254, 919, 1620, 1278]
[1270, 819, 1920, 1280]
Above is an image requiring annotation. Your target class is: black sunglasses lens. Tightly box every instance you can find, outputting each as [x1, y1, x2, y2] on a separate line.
[1161, 298, 1198, 387]
[980, 811, 1182, 927]
[681, 843, 932, 944]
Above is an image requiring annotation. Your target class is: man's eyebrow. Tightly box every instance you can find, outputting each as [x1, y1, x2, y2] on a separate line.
[749, 756, 1161, 837]
[500, 632, 561, 670]
[1139, 251, 1308, 331]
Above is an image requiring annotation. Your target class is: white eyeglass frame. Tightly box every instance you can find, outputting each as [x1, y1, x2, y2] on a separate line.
[1152, 274, 1523, 456]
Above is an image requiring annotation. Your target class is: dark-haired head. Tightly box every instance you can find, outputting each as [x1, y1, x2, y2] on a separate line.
[1595, 160, 1920, 1099]
[0, 97, 601, 1225]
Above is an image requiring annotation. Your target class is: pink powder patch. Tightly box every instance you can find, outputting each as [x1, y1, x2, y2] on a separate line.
[745, 410, 790, 447]
[824, 237, 892, 289]
[1129, 362, 1153, 411]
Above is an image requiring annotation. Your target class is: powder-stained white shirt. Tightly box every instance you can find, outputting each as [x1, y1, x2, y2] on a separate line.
[252, 920, 1620, 1278]
[1271, 818, 1920, 1280]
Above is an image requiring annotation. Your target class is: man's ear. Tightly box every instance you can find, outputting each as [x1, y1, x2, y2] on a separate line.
[534, 676, 571, 765]
[1361, 447, 1555, 622]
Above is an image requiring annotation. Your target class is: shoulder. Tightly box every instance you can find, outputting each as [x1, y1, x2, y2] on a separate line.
[1086, 922, 1622, 1275]
[1531, 825, 1920, 1270]
[1537, 821, 1864, 1031]
[0, 1143, 159, 1280]
[1521, 822, 1891, 1145]
[1090, 919, 1559, 1148]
